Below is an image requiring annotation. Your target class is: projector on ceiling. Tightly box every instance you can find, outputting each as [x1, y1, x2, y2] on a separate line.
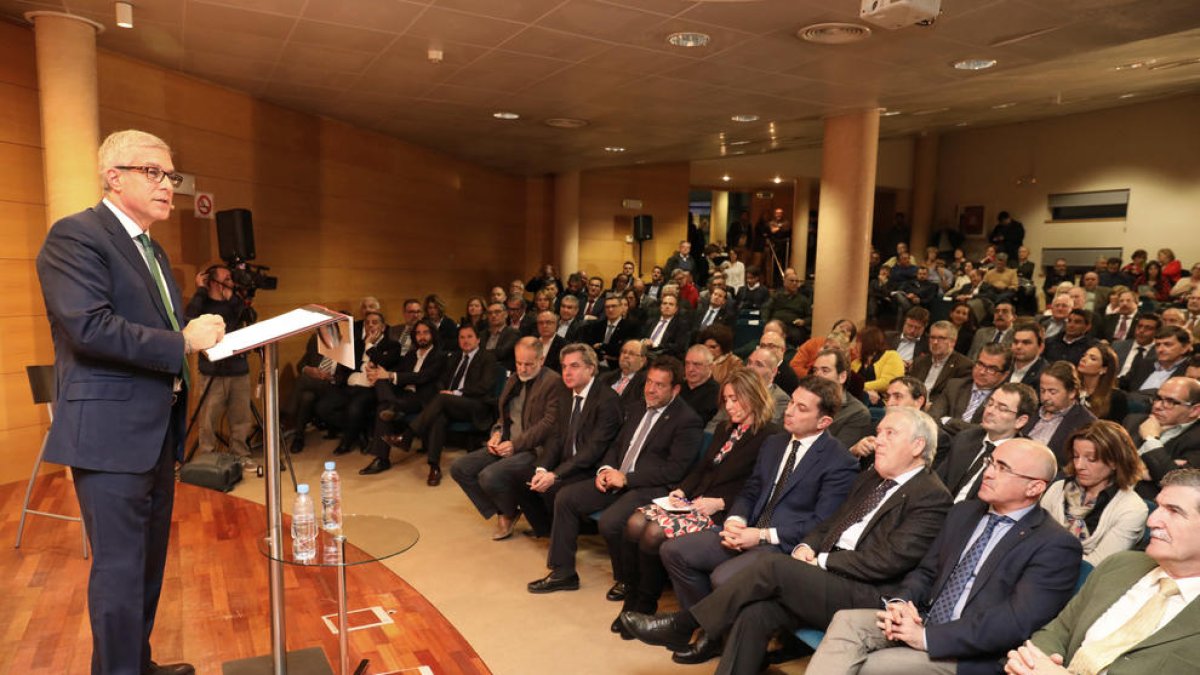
[860, 0, 941, 29]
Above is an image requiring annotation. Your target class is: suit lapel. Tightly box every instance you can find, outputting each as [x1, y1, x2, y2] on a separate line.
[965, 507, 1043, 606]
[1129, 594, 1200, 652]
[776, 433, 829, 502]
[98, 202, 176, 329]
[861, 470, 925, 534]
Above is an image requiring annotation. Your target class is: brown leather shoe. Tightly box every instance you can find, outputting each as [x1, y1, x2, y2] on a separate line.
[493, 515, 517, 540]
[426, 464, 442, 486]
[148, 662, 196, 675]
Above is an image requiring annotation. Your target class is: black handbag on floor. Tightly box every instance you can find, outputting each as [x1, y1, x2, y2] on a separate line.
[180, 453, 243, 492]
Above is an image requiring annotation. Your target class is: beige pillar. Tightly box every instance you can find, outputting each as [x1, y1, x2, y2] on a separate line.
[554, 170, 581, 274]
[813, 109, 880, 335]
[790, 178, 812, 275]
[27, 12, 104, 228]
[910, 132, 939, 255]
[711, 190, 729, 246]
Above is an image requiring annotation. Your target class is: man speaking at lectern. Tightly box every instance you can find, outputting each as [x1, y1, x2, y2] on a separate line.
[36, 129, 225, 675]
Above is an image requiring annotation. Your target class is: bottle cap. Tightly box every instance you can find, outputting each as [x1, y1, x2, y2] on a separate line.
[297, 484, 309, 494]
[325, 461, 336, 471]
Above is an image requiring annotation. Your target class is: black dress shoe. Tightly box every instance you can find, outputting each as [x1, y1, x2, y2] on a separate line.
[527, 573, 580, 594]
[289, 437, 304, 454]
[378, 405, 398, 422]
[426, 464, 442, 486]
[332, 443, 353, 456]
[619, 611, 698, 651]
[359, 458, 391, 475]
[148, 662, 196, 675]
[672, 630, 721, 664]
[606, 581, 629, 602]
[610, 616, 634, 640]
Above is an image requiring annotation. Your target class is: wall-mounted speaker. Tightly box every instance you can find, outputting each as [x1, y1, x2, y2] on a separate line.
[215, 208, 256, 261]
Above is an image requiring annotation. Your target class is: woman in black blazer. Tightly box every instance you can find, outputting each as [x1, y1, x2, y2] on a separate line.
[613, 368, 782, 622]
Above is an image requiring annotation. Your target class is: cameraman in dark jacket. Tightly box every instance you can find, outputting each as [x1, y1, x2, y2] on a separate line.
[185, 264, 253, 458]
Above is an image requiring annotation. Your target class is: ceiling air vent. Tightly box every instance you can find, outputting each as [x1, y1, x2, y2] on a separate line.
[798, 23, 872, 45]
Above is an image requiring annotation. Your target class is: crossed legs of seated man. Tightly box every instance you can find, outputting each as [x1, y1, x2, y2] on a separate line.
[527, 477, 659, 593]
[399, 392, 488, 482]
[360, 384, 423, 475]
[621, 551, 883, 674]
[659, 528, 779, 612]
[450, 447, 536, 539]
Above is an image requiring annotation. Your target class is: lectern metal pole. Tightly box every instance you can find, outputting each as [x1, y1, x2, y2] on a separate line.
[264, 342, 287, 674]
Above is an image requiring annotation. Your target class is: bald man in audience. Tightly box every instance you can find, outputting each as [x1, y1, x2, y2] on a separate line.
[1005, 468, 1200, 675]
[811, 439, 1080, 675]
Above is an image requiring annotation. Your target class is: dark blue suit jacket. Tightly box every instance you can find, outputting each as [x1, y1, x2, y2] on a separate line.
[727, 431, 859, 553]
[36, 201, 189, 473]
[896, 499, 1082, 674]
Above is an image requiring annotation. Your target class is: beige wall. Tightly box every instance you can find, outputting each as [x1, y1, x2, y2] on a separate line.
[578, 162, 690, 280]
[936, 93, 1200, 266]
[0, 22, 531, 483]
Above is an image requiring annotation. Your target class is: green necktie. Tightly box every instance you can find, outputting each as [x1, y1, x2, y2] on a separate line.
[135, 234, 189, 387]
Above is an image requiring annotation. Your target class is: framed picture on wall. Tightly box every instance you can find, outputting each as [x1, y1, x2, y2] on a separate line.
[958, 205, 985, 237]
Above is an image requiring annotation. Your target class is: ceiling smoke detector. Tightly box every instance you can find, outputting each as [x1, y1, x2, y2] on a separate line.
[798, 22, 872, 45]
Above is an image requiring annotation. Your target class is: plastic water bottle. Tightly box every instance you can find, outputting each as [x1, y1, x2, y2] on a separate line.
[320, 461, 343, 536]
[292, 484, 317, 562]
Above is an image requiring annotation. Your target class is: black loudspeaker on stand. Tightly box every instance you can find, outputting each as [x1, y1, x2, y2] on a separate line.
[216, 208, 257, 261]
[633, 214, 653, 276]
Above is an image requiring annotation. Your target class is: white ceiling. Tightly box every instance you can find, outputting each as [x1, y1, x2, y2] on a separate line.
[3, 0, 1200, 176]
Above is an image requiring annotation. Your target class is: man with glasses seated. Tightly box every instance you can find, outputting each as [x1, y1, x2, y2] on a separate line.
[938, 383, 1039, 503]
[1125, 377, 1200, 499]
[1122, 326, 1192, 395]
[930, 343, 1012, 436]
[910, 321, 973, 399]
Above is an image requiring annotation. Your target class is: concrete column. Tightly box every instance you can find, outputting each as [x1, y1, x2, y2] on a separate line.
[554, 170, 581, 274]
[910, 132, 939, 255]
[813, 109, 880, 335]
[26, 12, 104, 228]
[790, 178, 812, 276]
[711, 190, 729, 246]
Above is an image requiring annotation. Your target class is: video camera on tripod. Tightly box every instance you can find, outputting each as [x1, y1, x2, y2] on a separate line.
[216, 208, 277, 324]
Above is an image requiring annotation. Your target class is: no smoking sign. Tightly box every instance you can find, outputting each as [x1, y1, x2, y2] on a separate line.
[195, 192, 214, 219]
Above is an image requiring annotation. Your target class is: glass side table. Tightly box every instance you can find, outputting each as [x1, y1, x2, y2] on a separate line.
[258, 515, 419, 675]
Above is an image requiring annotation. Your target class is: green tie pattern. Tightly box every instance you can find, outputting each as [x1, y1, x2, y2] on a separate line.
[135, 234, 189, 387]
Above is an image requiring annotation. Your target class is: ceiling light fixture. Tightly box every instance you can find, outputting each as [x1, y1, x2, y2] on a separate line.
[604, 146, 626, 153]
[544, 117, 589, 128]
[667, 32, 711, 48]
[730, 114, 759, 123]
[772, 176, 783, 184]
[991, 102, 1016, 109]
[880, 110, 903, 117]
[952, 58, 997, 71]
[1118, 93, 1137, 99]
[1148, 57, 1200, 71]
[728, 140, 751, 146]
[913, 107, 950, 116]
[1114, 60, 1155, 71]
[492, 111, 520, 120]
[721, 174, 731, 182]
[115, 1, 133, 28]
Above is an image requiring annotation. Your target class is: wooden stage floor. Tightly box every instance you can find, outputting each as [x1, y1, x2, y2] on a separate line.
[0, 472, 489, 674]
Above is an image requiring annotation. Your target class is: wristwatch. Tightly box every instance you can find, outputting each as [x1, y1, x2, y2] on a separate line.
[759, 529, 769, 546]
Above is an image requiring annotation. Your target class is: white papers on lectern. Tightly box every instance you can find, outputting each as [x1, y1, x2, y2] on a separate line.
[204, 305, 354, 367]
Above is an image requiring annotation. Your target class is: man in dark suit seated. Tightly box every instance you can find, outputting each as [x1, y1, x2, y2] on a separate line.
[514, 344, 623, 538]
[681, 344, 720, 427]
[392, 324, 498, 486]
[1008, 321, 1048, 387]
[889, 306, 932, 369]
[811, 438, 1081, 674]
[1006, 468, 1200, 675]
[810, 348, 874, 448]
[1100, 289, 1139, 343]
[1025, 361, 1097, 467]
[849, 377, 952, 471]
[1040, 293, 1073, 341]
[1122, 326, 1192, 394]
[533, 310, 566, 372]
[360, 319, 446, 475]
[585, 293, 640, 370]
[694, 285, 736, 332]
[480, 301, 519, 373]
[890, 266, 940, 333]
[931, 343, 1012, 436]
[620, 408, 952, 669]
[968, 301, 1016, 360]
[506, 295, 537, 337]
[1043, 309, 1097, 366]
[599, 339, 647, 415]
[1112, 313, 1160, 381]
[660, 376, 859, 611]
[763, 268, 812, 345]
[911, 320, 974, 399]
[36, 129, 226, 675]
[450, 338, 563, 540]
[735, 265, 770, 312]
[581, 275, 607, 319]
[555, 294, 584, 341]
[1126, 377, 1200, 498]
[528, 356, 702, 594]
[938, 383, 1037, 503]
[641, 293, 692, 360]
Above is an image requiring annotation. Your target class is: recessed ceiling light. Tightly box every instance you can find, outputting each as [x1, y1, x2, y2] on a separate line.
[492, 111, 520, 120]
[880, 110, 903, 117]
[604, 146, 626, 153]
[798, 23, 871, 45]
[913, 107, 950, 116]
[728, 140, 751, 146]
[955, 121, 971, 127]
[953, 58, 997, 71]
[544, 117, 589, 128]
[667, 32, 711, 48]
[115, 1, 133, 28]
[730, 114, 759, 123]
[721, 174, 731, 182]
[1114, 60, 1154, 71]
[991, 102, 1017, 109]
[772, 176, 783, 184]
[1148, 57, 1200, 71]
[1118, 93, 1137, 99]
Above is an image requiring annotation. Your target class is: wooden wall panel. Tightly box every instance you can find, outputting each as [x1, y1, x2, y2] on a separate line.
[579, 163, 690, 280]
